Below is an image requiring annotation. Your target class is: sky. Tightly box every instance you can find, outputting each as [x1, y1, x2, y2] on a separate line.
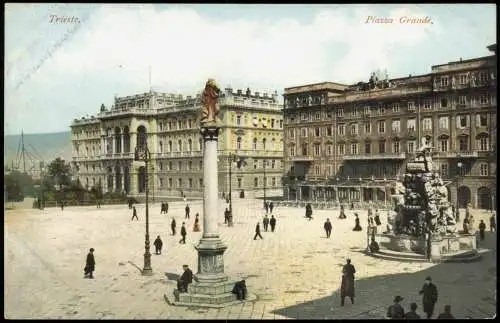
[4, 3, 497, 135]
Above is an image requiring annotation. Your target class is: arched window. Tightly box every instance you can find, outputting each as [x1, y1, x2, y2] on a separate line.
[178, 140, 183, 152]
[254, 177, 258, 187]
[159, 141, 163, 153]
[123, 126, 130, 153]
[115, 127, 122, 154]
[237, 137, 242, 150]
[188, 139, 193, 151]
[136, 126, 147, 150]
[168, 140, 172, 152]
[262, 138, 266, 150]
[253, 138, 257, 150]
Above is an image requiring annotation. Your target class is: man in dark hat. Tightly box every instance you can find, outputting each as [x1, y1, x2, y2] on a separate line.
[84, 248, 95, 279]
[405, 302, 421, 319]
[419, 276, 438, 319]
[153, 235, 163, 255]
[179, 222, 187, 244]
[479, 219, 486, 241]
[177, 264, 193, 293]
[387, 296, 405, 319]
[340, 258, 356, 306]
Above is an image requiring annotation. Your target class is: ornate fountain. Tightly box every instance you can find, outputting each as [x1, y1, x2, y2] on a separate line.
[380, 139, 479, 262]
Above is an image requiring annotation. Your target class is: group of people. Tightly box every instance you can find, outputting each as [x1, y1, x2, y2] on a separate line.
[386, 276, 453, 319]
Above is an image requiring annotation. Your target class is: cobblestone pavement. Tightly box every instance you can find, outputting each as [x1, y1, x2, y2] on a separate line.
[4, 199, 496, 319]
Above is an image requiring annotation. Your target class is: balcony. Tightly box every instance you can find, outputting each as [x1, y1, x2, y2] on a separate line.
[155, 151, 203, 158]
[343, 153, 406, 160]
[290, 155, 314, 162]
[432, 151, 479, 158]
[218, 150, 283, 158]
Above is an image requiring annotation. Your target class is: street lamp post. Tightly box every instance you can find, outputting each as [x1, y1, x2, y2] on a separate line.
[135, 144, 152, 276]
[457, 161, 463, 209]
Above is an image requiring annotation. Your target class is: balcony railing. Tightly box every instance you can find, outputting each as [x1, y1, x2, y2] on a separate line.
[155, 151, 203, 158]
[290, 155, 314, 162]
[342, 153, 406, 160]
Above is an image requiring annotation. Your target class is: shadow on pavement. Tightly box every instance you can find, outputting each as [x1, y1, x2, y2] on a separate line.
[271, 233, 497, 320]
[165, 272, 180, 281]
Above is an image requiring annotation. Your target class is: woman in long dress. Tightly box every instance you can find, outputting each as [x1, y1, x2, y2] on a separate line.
[353, 213, 362, 231]
[193, 213, 201, 232]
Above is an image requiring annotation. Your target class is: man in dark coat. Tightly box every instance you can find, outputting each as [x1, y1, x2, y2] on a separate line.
[419, 276, 438, 319]
[154, 235, 163, 255]
[232, 280, 247, 301]
[264, 201, 269, 214]
[171, 218, 176, 235]
[131, 206, 138, 220]
[387, 295, 405, 319]
[340, 259, 356, 306]
[185, 204, 190, 219]
[179, 222, 187, 244]
[224, 208, 230, 224]
[437, 305, 455, 319]
[161, 202, 165, 214]
[270, 215, 277, 232]
[479, 220, 486, 241]
[405, 302, 421, 319]
[324, 218, 332, 238]
[263, 215, 270, 232]
[84, 248, 95, 279]
[253, 222, 263, 240]
[165, 202, 169, 214]
[269, 202, 274, 214]
[305, 204, 313, 220]
[177, 264, 193, 293]
[490, 213, 496, 232]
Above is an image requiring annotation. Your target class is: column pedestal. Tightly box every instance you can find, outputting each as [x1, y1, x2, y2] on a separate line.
[165, 124, 254, 308]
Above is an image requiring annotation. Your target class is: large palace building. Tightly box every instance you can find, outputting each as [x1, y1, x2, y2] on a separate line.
[283, 44, 497, 210]
[70, 87, 283, 199]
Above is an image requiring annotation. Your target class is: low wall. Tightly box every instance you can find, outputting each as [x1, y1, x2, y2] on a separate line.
[376, 233, 426, 254]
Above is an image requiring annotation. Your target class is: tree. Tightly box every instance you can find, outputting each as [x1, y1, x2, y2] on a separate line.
[47, 158, 72, 191]
[5, 176, 23, 201]
[4, 171, 33, 198]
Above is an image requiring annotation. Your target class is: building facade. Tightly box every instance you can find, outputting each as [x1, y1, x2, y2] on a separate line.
[70, 87, 283, 199]
[283, 44, 497, 209]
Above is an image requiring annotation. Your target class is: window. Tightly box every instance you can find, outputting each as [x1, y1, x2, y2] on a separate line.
[350, 123, 358, 135]
[314, 144, 321, 156]
[254, 177, 258, 187]
[168, 178, 173, 188]
[458, 95, 467, 105]
[364, 122, 371, 134]
[440, 164, 449, 178]
[188, 119, 192, 128]
[188, 178, 193, 188]
[178, 140, 183, 152]
[326, 144, 333, 155]
[477, 113, 488, 127]
[315, 127, 320, 137]
[237, 178, 242, 188]
[199, 160, 202, 170]
[253, 138, 258, 150]
[168, 161, 173, 170]
[365, 142, 371, 154]
[424, 101, 432, 109]
[289, 129, 295, 138]
[271, 119, 275, 128]
[459, 136, 468, 151]
[279, 120, 283, 128]
[392, 103, 400, 113]
[352, 108, 358, 117]
[393, 141, 400, 153]
[378, 121, 385, 133]
[301, 113, 308, 121]
[301, 143, 308, 156]
[479, 72, 488, 84]
[407, 118, 416, 131]
[337, 143, 345, 155]
[479, 95, 488, 105]
[378, 141, 386, 153]
[478, 136, 489, 151]
[423, 118, 432, 131]
[457, 115, 469, 128]
[440, 77, 448, 87]
[408, 101, 415, 111]
[337, 124, 345, 136]
[199, 178, 203, 188]
[159, 162, 163, 171]
[336, 108, 344, 117]
[262, 138, 266, 150]
[479, 163, 489, 176]
[407, 140, 416, 153]
[379, 106, 385, 114]
[315, 112, 321, 120]
[350, 143, 358, 154]
[188, 161, 192, 170]
[459, 74, 467, 85]
[177, 161, 182, 171]
[289, 146, 296, 156]
[301, 128, 308, 137]
[178, 178, 182, 188]
[391, 120, 400, 133]
[272, 177, 277, 187]
[439, 116, 449, 129]
[326, 126, 333, 136]
[440, 98, 447, 108]
[237, 137, 242, 150]
[236, 115, 241, 125]
[439, 139, 448, 152]
[364, 106, 371, 115]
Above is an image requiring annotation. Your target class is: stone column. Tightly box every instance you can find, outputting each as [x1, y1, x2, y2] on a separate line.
[196, 126, 227, 282]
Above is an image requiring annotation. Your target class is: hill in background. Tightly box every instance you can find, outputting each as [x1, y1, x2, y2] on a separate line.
[4, 131, 72, 170]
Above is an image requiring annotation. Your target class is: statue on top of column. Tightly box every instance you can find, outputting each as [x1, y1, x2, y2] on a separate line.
[200, 78, 221, 126]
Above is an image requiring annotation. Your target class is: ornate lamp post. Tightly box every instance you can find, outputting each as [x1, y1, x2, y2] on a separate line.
[456, 161, 463, 209]
[228, 153, 246, 218]
[135, 144, 153, 276]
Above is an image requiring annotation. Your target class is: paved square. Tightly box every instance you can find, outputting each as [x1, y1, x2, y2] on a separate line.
[4, 199, 496, 319]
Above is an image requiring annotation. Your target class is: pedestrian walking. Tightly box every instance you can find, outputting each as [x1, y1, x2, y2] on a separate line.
[171, 218, 177, 235]
[193, 213, 201, 232]
[270, 215, 276, 232]
[419, 276, 438, 319]
[340, 258, 355, 306]
[224, 207, 230, 224]
[128, 199, 133, 209]
[374, 209, 381, 226]
[253, 223, 263, 240]
[324, 218, 332, 238]
[60, 200, 64, 212]
[469, 215, 475, 233]
[490, 212, 496, 232]
[96, 200, 101, 208]
[84, 248, 95, 279]
[386, 295, 405, 319]
[338, 204, 346, 219]
[179, 222, 187, 244]
[269, 202, 274, 214]
[185, 204, 190, 219]
[165, 202, 169, 214]
[305, 203, 313, 220]
[154, 235, 163, 255]
[353, 213, 362, 231]
[131, 206, 138, 221]
[264, 201, 269, 214]
[437, 305, 455, 319]
[161, 202, 166, 214]
[463, 215, 470, 234]
[263, 215, 270, 232]
[404, 302, 421, 319]
[479, 219, 486, 241]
